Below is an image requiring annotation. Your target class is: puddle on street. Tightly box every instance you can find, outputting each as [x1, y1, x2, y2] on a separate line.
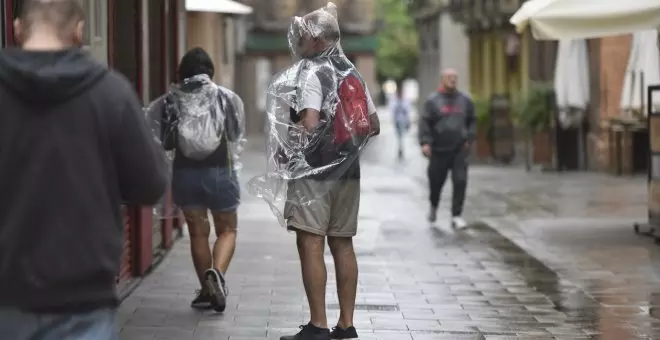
[416, 222, 660, 338]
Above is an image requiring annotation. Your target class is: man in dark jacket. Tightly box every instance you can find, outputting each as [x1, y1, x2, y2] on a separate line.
[419, 68, 475, 228]
[0, 1, 167, 339]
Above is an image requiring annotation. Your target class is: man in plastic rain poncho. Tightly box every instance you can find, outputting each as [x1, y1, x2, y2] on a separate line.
[419, 68, 476, 229]
[275, 3, 380, 340]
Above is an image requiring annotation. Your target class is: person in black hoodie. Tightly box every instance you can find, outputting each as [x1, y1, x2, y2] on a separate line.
[0, 1, 167, 339]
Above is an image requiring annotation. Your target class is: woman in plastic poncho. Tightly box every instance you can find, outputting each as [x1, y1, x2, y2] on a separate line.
[162, 48, 244, 312]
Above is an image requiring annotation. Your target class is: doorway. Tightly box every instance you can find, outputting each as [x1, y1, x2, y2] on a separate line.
[109, 0, 140, 94]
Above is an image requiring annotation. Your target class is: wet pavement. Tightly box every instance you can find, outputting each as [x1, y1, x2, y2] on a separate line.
[118, 112, 660, 339]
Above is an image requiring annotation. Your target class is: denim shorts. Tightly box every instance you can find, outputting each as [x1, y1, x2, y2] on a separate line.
[172, 166, 240, 212]
[0, 308, 117, 340]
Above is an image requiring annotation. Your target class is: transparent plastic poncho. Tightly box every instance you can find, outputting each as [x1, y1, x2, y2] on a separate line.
[247, 2, 378, 227]
[145, 74, 246, 219]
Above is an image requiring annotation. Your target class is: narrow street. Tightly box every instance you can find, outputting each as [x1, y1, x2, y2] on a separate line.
[117, 113, 660, 340]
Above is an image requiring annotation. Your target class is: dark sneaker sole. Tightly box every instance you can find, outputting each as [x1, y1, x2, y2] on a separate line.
[190, 301, 212, 309]
[331, 332, 358, 339]
[204, 269, 227, 312]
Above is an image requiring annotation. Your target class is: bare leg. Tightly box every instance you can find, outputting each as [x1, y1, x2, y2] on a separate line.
[328, 237, 358, 329]
[184, 209, 212, 288]
[210, 211, 237, 273]
[296, 230, 328, 329]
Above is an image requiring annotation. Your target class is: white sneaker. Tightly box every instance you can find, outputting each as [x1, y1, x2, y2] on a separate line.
[451, 216, 467, 229]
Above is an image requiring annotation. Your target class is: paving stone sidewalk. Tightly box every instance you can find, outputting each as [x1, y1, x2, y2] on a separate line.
[118, 114, 660, 339]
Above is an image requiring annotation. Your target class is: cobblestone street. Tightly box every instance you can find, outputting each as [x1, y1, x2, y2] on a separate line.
[117, 115, 660, 339]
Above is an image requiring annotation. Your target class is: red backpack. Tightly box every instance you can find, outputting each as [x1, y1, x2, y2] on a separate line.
[333, 74, 371, 145]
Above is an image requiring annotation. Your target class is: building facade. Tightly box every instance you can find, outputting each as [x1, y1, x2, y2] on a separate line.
[185, 0, 253, 89]
[411, 0, 470, 104]
[109, 0, 186, 293]
[444, 1, 653, 173]
[445, 0, 607, 169]
[596, 35, 634, 172]
[447, 0, 532, 106]
[235, 0, 379, 135]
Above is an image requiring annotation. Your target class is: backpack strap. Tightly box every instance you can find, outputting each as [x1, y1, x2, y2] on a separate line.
[216, 87, 240, 142]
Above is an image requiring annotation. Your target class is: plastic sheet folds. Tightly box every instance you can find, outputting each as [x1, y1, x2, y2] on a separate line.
[247, 2, 378, 226]
[145, 74, 246, 218]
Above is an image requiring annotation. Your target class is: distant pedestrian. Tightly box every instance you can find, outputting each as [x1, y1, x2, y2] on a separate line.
[390, 86, 412, 159]
[274, 3, 380, 340]
[0, 0, 168, 339]
[419, 68, 475, 228]
[160, 47, 245, 312]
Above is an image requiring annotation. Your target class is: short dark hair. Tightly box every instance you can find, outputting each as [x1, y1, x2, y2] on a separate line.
[178, 47, 214, 81]
[19, 0, 84, 40]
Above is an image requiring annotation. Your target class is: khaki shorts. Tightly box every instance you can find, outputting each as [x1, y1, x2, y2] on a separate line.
[284, 179, 360, 237]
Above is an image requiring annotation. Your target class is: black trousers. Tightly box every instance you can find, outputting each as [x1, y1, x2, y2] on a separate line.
[427, 147, 468, 217]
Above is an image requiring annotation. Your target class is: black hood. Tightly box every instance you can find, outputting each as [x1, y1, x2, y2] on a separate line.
[0, 48, 107, 105]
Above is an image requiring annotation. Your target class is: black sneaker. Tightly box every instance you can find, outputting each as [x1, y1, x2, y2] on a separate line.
[428, 207, 437, 223]
[330, 325, 358, 339]
[280, 323, 331, 340]
[204, 268, 227, 312]
[190, 290, 212, 309]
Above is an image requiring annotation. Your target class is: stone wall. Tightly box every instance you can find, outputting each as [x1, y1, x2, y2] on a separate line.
[596, 34, 632, 170]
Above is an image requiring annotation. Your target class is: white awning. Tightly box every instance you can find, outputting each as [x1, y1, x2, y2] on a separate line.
[554, 39, 590, 110]
[554, 39, 590, 128]
[185, 0, 253, 15]
[510, 0, 660, 40]
[620, 30, 660, 115]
